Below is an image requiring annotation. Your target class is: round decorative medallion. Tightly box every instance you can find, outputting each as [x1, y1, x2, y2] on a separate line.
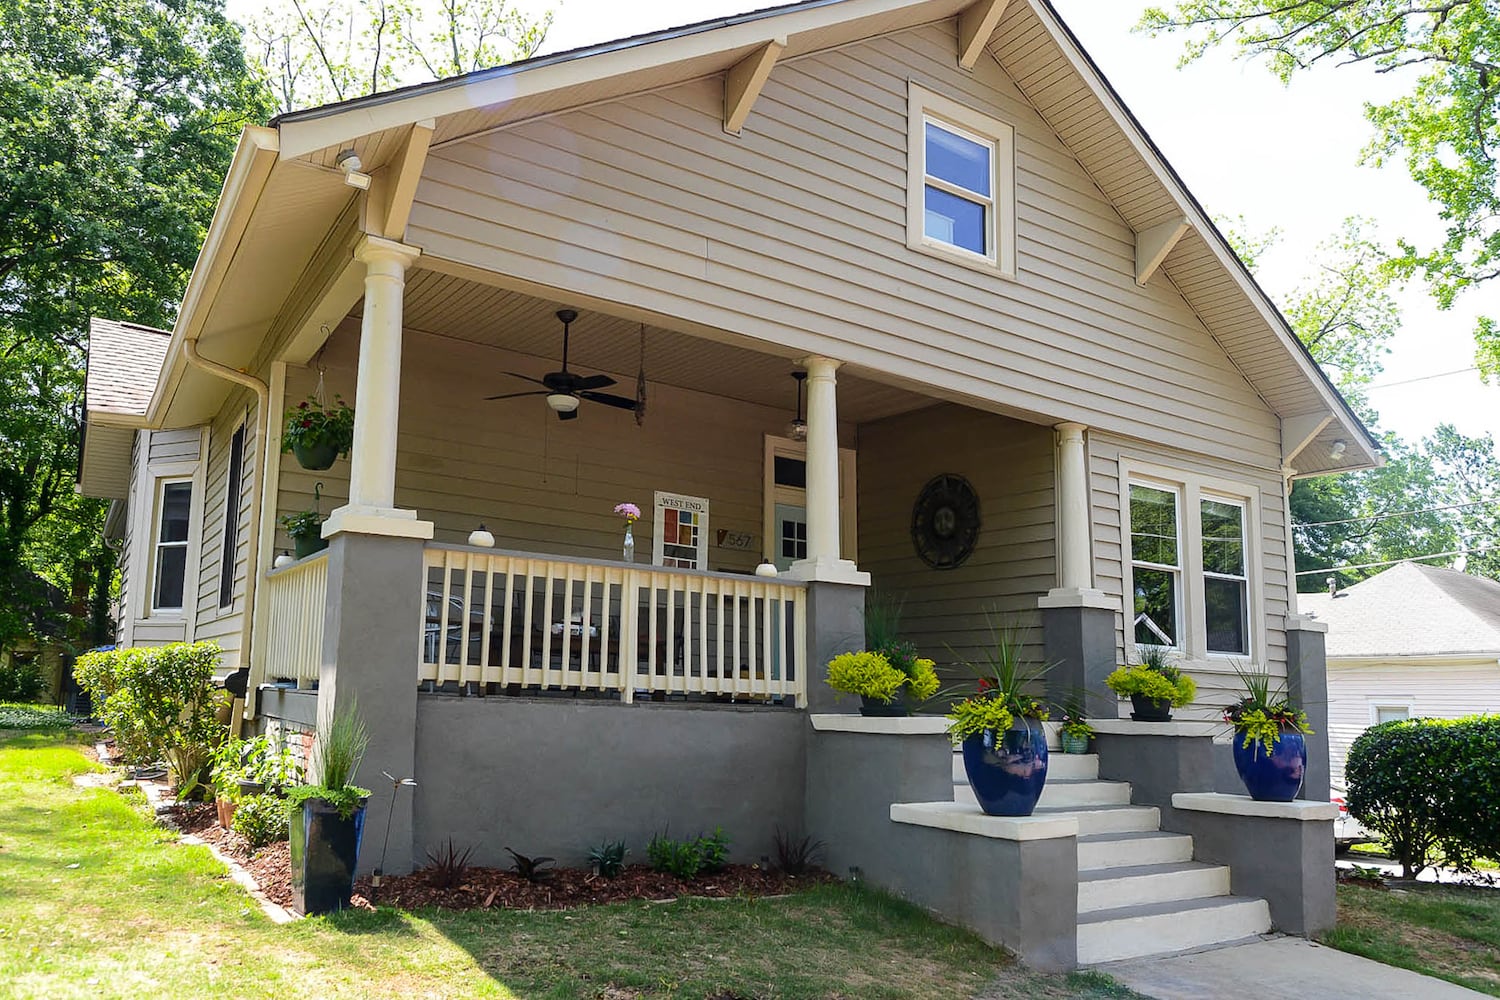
[911, 473, 980, 570]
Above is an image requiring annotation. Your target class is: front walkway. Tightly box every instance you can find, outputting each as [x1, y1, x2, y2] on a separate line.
[1100, 936, 1488, 999]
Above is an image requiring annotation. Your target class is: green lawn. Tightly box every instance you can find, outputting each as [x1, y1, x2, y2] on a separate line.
[1321, 882, 1500, 996]
[0, 731, 1137, 1000]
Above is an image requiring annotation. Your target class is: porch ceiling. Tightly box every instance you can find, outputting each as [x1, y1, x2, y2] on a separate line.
[366, 266, 939, 424]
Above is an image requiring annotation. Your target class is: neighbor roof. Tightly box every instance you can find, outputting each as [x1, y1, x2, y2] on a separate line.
[1300, 562, 1500, 658]
[85, 317, 171, 420]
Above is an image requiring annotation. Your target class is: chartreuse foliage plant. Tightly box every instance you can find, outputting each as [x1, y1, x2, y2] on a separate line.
[74, 642, 228, 798]
[825, 651, 939, 704]
[1222, 663, 1312, 751]
[1347, 715, 1500, 878]
[1105, 646, 1197, 708]
[946, 697, 1015, 747]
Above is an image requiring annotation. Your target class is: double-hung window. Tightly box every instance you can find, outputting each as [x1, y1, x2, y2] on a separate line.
[151, 480, 193, 613]
[1130, 483, 1181, 648]
[907, 83, 1015, 275]
[1201, 497, 1249, 655]
[1125, 467, 1260, 662]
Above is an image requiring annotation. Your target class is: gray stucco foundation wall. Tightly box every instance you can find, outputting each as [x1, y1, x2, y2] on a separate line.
[254, 686, 318, 729]
[413, 697, 806, 869]
[1043, 605, 1117, 718]
[1286, 621, 1332, 802]
[805, 728, 1077, 971]
[1095, 733, 1217, 830]
[1175, 811, 1336, 935]
[804, 582, 866, 713]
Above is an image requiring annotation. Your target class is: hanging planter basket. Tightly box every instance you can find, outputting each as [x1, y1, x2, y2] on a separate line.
[293, 533, 329, 560]
[291, 440, 340, 471]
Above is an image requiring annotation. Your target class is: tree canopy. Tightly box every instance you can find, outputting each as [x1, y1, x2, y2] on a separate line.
[0, 0, 272, 656]
[1140, 1, 1500, 376]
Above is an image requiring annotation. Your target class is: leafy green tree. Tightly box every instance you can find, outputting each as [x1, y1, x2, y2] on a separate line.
[0, 0, 271, 654]
[1141, 2, 1500, 374]
[244, 0, 553, 115]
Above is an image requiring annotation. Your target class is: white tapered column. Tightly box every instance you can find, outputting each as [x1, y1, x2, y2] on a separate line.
[1040, 421, 1108, 609]
[322, 235, 433, 541]
[787, 355, 867, 586]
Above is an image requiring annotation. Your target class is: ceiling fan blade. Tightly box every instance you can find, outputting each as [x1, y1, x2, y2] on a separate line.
[580, 391, 639, 411]
[557, 407, 580, 421]
[574, 373, 616, 391]
[485, 390, 548, 401]
[502, 371, 545, 385]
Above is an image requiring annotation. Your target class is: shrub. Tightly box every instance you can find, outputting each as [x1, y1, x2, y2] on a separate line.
[0, 660, 44, 702]
[826, 651, 907, 703]
[587, 839, 628, 877]
[1347, 715, 1500, 878]
[646, 828, 732, 879]
[75, 642, 228, 799]
[232, 793, 290, 849]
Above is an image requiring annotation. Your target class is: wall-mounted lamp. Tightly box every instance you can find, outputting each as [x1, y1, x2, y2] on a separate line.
[1329, 439, 1347, 460]
[468, 523, 495, 548]
[786, 371, 808, 442]
[335, 148, 371, 190]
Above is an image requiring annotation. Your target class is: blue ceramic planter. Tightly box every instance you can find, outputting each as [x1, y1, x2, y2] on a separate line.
[290, 798, 368, 915]
[962, 717, 1049, 816]
[1232, 730, 1307, 802]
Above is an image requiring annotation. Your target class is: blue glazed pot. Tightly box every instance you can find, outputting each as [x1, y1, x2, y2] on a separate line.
[962, 717, 1049, 816]
[1232, 730, 1307, 802]
[290, 797, 368, 915]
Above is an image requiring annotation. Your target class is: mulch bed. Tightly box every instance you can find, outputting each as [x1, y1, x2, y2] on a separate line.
[355, 862, 833, 911]
[157, 803, 827, 913]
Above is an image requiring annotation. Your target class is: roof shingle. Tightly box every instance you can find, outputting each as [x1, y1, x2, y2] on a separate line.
[85, 317, 170, 419]
[1300, 562, 1500, 658]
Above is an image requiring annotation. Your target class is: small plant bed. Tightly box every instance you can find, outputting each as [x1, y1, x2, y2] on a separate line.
[360, 861, 834, 911]
[0, 702, 76, 732]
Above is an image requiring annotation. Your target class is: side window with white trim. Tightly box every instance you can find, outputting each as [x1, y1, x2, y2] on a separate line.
[1201, 498, 1249, 655]
[151, 480, 193, 613]
[1130, 483, 1181, 648]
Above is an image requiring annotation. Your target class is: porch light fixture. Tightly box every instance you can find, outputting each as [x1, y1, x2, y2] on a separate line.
[546, 392, 580, 414]
[1329, 439, 1347, 460]
[786, 371, 808, 442]
[335, 148, 371, 190]
[468, 523, 495, 548]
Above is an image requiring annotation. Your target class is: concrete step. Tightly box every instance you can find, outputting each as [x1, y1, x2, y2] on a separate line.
[1032, 804, 1160, 835]
[1039, 779, 1133, 809]
[951, 751, 1098, 783]
[1077, 831, 1195, 870]
[1076, 895, 1272, 965]
[1077, 861, 1232, 913]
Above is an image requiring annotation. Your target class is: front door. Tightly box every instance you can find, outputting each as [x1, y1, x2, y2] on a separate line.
[772, 503, 808, 572]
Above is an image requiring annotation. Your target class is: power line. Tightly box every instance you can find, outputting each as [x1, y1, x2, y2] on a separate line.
[1294, 544, 1500, 577]
[1294, 498, 1498, 529]
[1365, 366, 1482, 390]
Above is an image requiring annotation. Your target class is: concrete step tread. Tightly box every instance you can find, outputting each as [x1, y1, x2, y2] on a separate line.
[1077, 894, 1266, 925]
[1077, 860, 1226, 883]
[1034, 804, 1156, 817]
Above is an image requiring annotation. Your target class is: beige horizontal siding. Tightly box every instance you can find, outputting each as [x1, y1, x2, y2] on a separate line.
[1326, 659, 1500, 786]
[194, 390, 258, 667]
[407, 20, 1280, 469]
[857, 405, 1055, 677]
[147, 428, 200, 464]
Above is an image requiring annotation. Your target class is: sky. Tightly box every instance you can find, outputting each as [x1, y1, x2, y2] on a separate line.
[531, 0, 1500, 450]
[232, 0, 1499, 450]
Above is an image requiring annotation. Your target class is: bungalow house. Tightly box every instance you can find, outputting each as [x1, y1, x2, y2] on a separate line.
[77, 0, 1372, 968]
[1300, 562, 1500, 788]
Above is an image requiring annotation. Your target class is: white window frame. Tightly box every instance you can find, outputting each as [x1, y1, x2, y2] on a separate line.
[129, 442, 204, 629]
[907, 81, 1016, 278]
[1200, 494, 1251, 657]
[149, 477, 195, 615]
[1127, 479, 1185, 652]
[1118, 458, 1265, 667]
[1370, 702, 1413, 725]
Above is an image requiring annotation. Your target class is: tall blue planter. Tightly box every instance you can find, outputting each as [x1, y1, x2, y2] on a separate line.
[1232, 730, 1307, 802]
[962, 717, 1049, 816]
[290, 798, 368, 915]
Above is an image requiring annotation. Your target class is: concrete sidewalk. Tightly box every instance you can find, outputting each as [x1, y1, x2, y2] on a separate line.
[1099, 936, 1487, 999]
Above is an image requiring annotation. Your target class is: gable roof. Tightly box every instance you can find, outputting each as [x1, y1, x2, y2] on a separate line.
[153, 0, 1377, 475]
[85, 317, 171, 421]
[1300, 562, 1500, 659]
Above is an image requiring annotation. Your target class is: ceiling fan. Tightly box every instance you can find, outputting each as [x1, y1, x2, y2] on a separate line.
[485, 309, 639, 420]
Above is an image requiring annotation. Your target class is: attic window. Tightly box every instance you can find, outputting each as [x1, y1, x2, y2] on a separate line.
[907, 82, 1015, 277]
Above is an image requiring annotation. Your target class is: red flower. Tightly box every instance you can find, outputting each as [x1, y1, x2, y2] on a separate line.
[977, 677, 994, 692]
[298, 401, 309, 409]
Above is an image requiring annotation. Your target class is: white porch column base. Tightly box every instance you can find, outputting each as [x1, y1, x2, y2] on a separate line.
[322, 505, 434, 541]
[1038, 587, 1115, 610]
[784, 555, 870, 586]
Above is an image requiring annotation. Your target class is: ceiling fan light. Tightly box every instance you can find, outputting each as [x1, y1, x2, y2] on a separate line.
[787, 417, 808, 442]
[547, 392, 580, 413]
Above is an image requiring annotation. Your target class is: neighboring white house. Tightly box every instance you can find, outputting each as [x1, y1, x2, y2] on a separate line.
[1301, 562, 1500, 787]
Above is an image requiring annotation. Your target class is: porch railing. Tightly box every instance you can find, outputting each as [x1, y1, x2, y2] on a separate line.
[420, 544, 808, 704]
[261, 551, 328, 688]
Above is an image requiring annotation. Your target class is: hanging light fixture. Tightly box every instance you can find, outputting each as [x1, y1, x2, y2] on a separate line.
[786, 371, 808, 442]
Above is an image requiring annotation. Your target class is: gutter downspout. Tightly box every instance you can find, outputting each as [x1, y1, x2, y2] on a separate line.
[182, 339, 271, 725]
